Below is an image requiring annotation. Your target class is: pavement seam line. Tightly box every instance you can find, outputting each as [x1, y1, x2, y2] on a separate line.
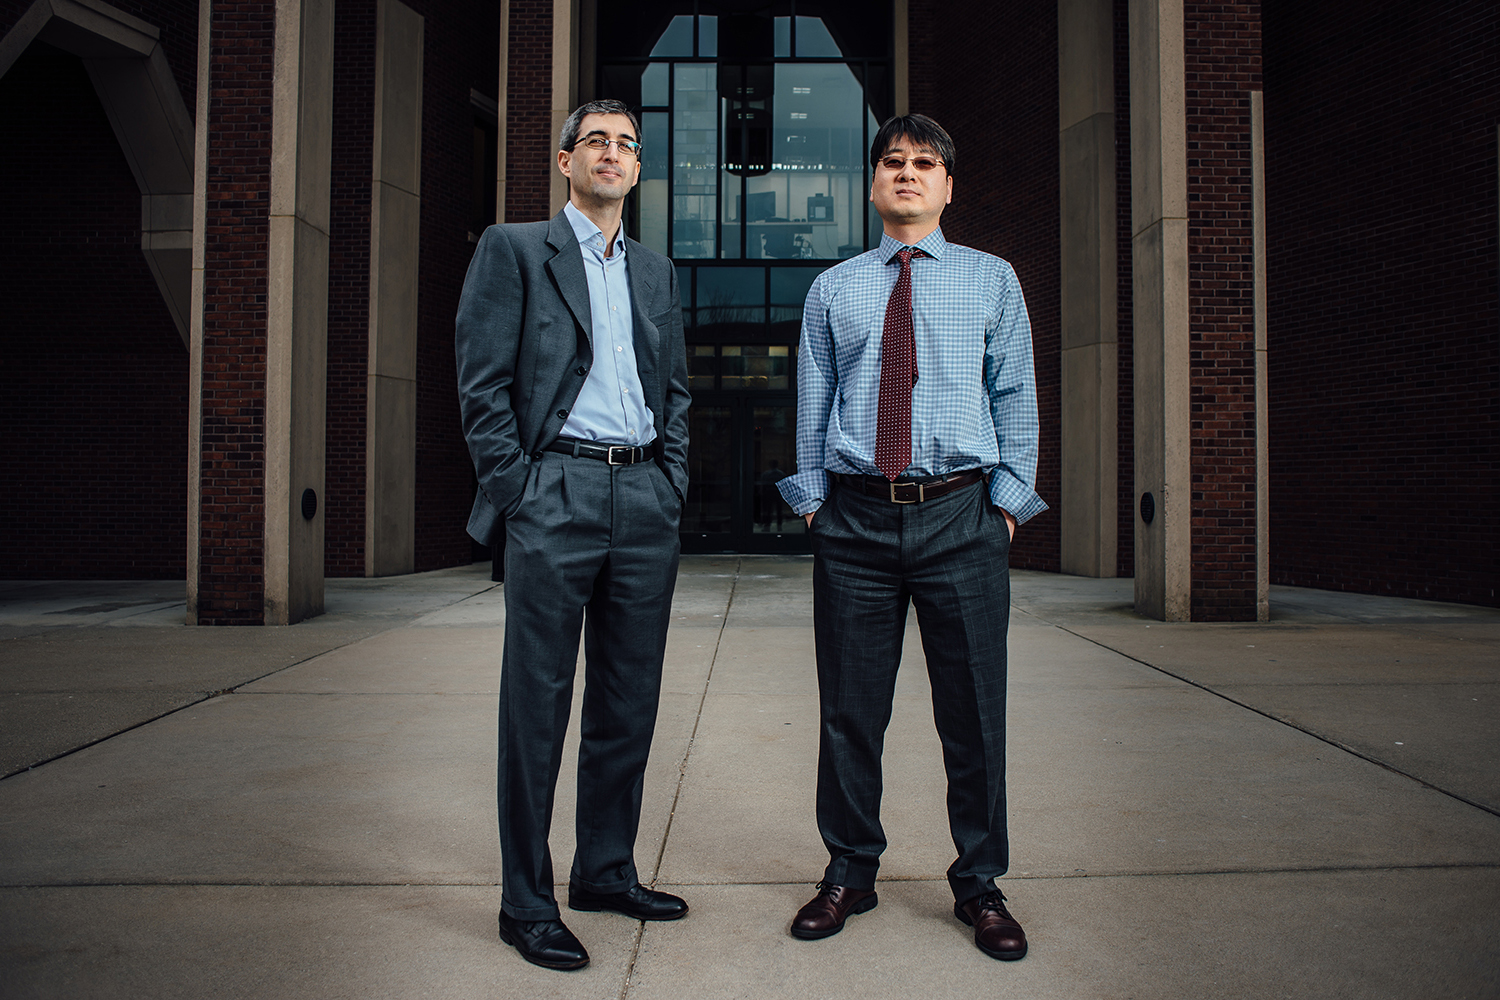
[0, 626, 412, 782]
[621, 558, 741, 1000]
[1037, 614, 1500, 820]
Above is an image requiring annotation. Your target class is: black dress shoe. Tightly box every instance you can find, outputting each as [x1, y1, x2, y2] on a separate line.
[568, 882, 689, 921]
[497, 911, 589, 971]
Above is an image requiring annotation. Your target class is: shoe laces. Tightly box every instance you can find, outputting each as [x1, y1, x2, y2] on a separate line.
[814, 880, 840, 898]
[975, 889, 1009, 914]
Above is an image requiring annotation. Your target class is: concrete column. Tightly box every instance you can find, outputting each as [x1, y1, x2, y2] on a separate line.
[1058, 0, 1117, 578]
[264, 0, 334, 623]
[1251, 89, 1269, 621]
[365, 0, 423, 577]
[1129, 0, 1189, 620]
[548, 0, 578, 215]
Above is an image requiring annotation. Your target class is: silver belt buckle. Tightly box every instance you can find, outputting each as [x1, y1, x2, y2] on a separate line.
[607, 445, 632, 465]
[889, 480, 923, 504]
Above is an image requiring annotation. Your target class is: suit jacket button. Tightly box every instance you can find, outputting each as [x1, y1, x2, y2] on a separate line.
[532, 451, 543, 460]
[576, 366, 588, 376]
[557, 409, 569, 419]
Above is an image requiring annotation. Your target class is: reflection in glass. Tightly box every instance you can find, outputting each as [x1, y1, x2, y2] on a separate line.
[697, 268, 764, 338]
[673, 64, 718, 258]
[641, 62, 668, 106]
[770, 268, 818, 338]
[753, 404, 804, 533]
[686, 405, 733, 533]
[795, 17, 841, 56]
[651, 15, 693, 56]
[718, 63, 866, 261]
[699, 15, 718, 57]
[723, 345, 791, 391]
[637, 111, 669, 255]
[688, 344, 716, 390]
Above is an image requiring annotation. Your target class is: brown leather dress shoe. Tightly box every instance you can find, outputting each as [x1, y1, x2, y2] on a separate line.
[790, 881, 878, 940]
[955, 889, 1027, 960]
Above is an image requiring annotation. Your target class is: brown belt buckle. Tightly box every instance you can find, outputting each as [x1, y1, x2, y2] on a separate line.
[889, 480, 923, 504]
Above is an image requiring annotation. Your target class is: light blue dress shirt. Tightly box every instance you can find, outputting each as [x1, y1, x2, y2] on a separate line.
[777, 228, 1048, 523]
[558, 201, 656, 446]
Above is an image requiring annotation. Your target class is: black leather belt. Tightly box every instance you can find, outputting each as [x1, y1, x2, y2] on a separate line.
[835, 469, 984, 504]
[545, 437, 650, 465]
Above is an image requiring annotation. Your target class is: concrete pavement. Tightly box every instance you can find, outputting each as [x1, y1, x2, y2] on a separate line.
[1, 557, 1497, 998]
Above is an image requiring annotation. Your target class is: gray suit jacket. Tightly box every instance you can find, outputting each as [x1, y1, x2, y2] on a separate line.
[455, 210, 691, 547]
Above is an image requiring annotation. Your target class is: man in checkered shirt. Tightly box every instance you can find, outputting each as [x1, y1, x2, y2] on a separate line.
[778, 114, 1046, 963]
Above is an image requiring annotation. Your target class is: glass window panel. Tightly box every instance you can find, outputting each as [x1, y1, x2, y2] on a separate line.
[722, 344, 791, 390]
[735, 63, 865, 261]
[794, 17, 841, 57]
[651, 15, 693, 56]
[752, 404, 803, 533]
[697, 268, 765, 338]
[699, 15, 717, 57]
[698, 267, 764, 308]
[673, 64, 718, 258]
[688, 344, 716, 390]
[770, 267, 819, 337]
[636, 111, 670, 255]
[685, 406, 733, 533]
[774, 16, 790, 57]
[641, 62, 669, 106]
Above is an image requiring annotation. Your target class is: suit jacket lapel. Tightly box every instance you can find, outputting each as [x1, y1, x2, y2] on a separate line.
[627, 242, 662, 411]
[545, 212, 594, 355]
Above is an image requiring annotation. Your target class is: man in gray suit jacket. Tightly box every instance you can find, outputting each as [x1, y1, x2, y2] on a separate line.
[455, 99, 691, 972]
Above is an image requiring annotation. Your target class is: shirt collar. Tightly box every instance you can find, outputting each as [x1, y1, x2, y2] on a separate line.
[878, 226, 947, 264]
[563, 200, 626, 258]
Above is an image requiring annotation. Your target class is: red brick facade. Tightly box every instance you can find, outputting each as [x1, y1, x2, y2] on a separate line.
[0, 27, 192, 580]
[194, 0, 275, 623]
[2, 0, 1494, 612]
[504, 0, 555, 223]
[1262, 0, 1499, 605]
[1185, 1, 1261, 620]
[325, 0, 377, 577]
[910, 0, 1063, 574]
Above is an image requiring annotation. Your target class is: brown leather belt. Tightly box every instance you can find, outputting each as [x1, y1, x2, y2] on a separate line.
[834, 469, 984, 504]
[545, 437, 650, 465]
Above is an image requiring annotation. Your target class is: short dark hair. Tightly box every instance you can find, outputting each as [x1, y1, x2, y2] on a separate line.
[559, 100, 643, 151]
[869, 114, 955, 176]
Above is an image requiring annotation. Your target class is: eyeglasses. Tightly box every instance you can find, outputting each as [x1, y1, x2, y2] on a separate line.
[575, 136, 642, 157]
[879, 155, 945, 173]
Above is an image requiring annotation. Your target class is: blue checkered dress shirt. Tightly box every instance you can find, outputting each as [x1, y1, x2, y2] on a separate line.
[777, 228, 1048, 523]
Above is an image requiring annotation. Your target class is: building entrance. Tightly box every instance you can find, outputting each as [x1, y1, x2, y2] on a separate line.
[682, 391, 804, 553]
[597, 0, 892, 554]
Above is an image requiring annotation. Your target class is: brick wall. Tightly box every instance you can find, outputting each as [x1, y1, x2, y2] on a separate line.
[194, 0, 274, 623]
[1263, 0, 1499, 606]
[909, 0, 1062, 573]
[325, 0, 377, 577]
[408, 0, 501, 571]
[1185, 1, 1261, 620]
[1115, 0, 1135, 579]
[0, 42, 189, 580]
[505, 0, 554, 223]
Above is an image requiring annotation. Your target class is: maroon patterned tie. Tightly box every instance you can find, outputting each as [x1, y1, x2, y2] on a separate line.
[875, 248, 919, 480]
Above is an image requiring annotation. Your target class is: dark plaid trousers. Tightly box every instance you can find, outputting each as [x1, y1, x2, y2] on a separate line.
[809, 475, 1012, 904]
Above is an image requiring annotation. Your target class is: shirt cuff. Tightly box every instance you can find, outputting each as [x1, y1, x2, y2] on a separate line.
[777, 469, 827, 515]
[988, 469, 1048, 525]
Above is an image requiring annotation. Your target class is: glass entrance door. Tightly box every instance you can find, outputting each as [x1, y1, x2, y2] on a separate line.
[682, 393, 807, 553]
